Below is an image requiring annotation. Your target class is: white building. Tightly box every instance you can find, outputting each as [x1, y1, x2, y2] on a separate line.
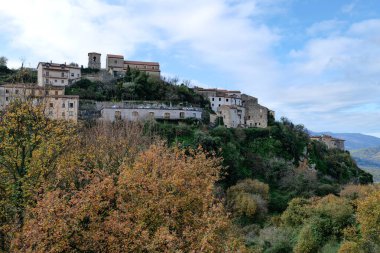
[194, 88, 242, 112]
[101, 105, 202, 122]
[37, 62, 81, 87]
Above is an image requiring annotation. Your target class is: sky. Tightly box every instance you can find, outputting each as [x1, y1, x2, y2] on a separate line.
[0, 0, 380, 136]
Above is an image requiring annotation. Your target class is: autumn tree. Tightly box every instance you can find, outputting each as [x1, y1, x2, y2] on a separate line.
[14, 143, 247, 252]
[0, 100, 75, 250]
[226, 179, 269, 222]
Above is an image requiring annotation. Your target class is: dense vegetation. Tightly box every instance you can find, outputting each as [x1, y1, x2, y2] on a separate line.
[66, 69, 209, 107]
[0, 58, 37, 84]
[0, 101, 378, 252]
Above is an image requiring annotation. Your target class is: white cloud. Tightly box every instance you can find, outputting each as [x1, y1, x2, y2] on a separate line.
[0, 0, 380, 135]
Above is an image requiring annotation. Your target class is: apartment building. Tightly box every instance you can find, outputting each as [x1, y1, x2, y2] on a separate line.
[37, 62, 81, 87]
[0, 83, 79, 122]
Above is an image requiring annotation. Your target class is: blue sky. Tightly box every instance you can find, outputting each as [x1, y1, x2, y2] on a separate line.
[1, 0, 380, 136]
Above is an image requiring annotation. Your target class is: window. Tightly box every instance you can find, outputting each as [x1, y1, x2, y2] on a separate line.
[46, 71, 49, 76]
[61, 72, 65, 78]
[212, 98, 214, 101]
[46, 79, 49, 84]
[5, 89, 8, 94]
[55, 80, 57, 83]
[69, 103, 74, 108]
[49, 103, 54, 108]
[62, 112, 65, 117]
[219, 98, 221, 101]
[71, 73, 74, 77]
[132, 111, 139, 117]
[15, 89, 19, 94]
[226, 99, 229, 102]
[55, 91, 58, 95]
[164, 112, 170, 119]
[69, 111, 73, 116]
[212, 103, 214, 107]
[114, 111, 121, 120]
[61, 80, 64, 84]
[149, 112, 154, 117]
[77, 74, 80, 77]
[45, 91, 49, 96]
[5, 97, 8, 101]
[180, 112, 185, 119]
[62, 103, 65, 108]
[114, 60, 117, 64]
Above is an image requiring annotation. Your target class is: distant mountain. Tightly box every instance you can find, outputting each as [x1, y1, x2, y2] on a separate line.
[351, 146, 380, 168]
[309, 131, 380, 151]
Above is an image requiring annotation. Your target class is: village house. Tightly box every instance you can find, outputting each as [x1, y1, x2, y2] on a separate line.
[195, 88, 271, 128]
[100, 103, 202, 122]
[37, 62, 81, 87]
[105, 54, 161, 77]
[217, 105, 245, 128]
[310, 135, 345, 150]
[0, 83, 79, 122]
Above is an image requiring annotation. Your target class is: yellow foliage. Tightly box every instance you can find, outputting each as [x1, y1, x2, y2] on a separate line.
[338, 241, 362, 253]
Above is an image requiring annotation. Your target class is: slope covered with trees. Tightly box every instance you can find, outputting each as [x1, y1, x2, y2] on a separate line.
[0, 94, 377, 252]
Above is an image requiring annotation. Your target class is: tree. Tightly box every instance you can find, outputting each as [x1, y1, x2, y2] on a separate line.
[0, 100, 75, 251]
[0, 56, 7, 67]
[14, 143, 247, 252]
[227, 179, 269, 222]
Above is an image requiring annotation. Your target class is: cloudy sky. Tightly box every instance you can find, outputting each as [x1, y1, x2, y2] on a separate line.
[1, 0, 380, 136]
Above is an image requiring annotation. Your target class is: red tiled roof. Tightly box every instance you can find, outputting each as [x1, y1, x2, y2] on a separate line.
[124, 60, 159, 66]
[107, 54, 124, 59]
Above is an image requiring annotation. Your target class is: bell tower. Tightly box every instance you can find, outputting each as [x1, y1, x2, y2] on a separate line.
[88, 52, 101, 69]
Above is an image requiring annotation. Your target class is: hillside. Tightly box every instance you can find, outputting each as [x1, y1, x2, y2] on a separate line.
[351, 146, 380, 168]
[309, 131, 380, 150]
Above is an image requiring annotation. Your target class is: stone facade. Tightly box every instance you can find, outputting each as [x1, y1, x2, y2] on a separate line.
[106, 53, 161, 77]
[217, 105, 245, 128]
[0, 83, 79, 122]
[242, 94, 268, 128]
[88, 52, 101, 69]
[100, 104, 202, 122]
[106, 54, 125, 73]
[37, 62, 81, 86]
[310, 135, 345, 150]
[195, 88, 271, 129]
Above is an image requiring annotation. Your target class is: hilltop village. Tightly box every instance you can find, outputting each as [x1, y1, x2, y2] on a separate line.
[0, 52, 345, 150]
[0, 53, 374, 253]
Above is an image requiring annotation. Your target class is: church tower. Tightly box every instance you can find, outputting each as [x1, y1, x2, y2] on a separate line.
[88, 52, 101, 69]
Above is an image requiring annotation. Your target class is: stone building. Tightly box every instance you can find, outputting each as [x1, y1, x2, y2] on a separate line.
[242, 94, 269, 128]
[310, 135, 345, 150]
[88, 52, 101, 69]
[0, 83, 79, 122]
[195, 88, 271, 129]
[194, 88, 242, 112]
[106, 54, 125, 73]
[105, 53, 161, 77]
[37, 62, 81, 86]
[100, 104, 202, 122]
[217, 105, 245, 128]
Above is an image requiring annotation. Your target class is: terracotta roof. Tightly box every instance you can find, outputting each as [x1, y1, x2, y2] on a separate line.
[124, 60, 159, 66]
[107, 54, 124, 59]
[88, 52, 101, 55]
